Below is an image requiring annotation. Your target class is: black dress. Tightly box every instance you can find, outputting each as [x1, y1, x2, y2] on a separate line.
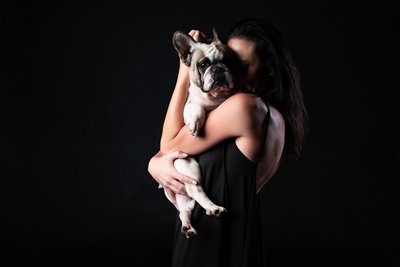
[171, 105, 270, 267]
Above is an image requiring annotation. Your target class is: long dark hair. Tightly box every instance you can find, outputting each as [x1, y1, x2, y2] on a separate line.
[225, 17, 308, 159]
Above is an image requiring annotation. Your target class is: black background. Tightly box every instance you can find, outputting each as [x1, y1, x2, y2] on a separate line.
[2, 1, 397, 266]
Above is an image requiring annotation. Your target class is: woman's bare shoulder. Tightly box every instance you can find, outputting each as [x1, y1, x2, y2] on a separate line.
[221, 92, 267, 114]
[214, 92, 268, 132]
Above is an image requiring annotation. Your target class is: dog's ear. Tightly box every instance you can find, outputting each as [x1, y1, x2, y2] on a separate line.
[211, 28, 222, 45]
[173, 31, 196, 66]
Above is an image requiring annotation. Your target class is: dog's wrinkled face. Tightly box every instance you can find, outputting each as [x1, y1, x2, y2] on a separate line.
[173, 30, 235, 98]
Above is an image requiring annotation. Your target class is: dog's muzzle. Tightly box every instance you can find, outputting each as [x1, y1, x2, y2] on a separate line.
[202, 64, 234, 93]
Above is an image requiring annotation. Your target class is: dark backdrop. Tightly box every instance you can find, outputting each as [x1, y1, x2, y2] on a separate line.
[2, 1, 396, 266]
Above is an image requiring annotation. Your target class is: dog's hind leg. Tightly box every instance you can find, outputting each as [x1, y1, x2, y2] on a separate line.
[174, 157, 227, 217]
[176, 194, 197, 238]
[185, 183, 227, 216]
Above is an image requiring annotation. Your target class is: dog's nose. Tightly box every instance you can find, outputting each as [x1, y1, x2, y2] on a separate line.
[214, 66, 225, 75]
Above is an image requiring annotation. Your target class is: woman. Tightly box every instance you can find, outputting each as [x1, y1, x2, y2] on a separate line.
[148, 17, 307, 267]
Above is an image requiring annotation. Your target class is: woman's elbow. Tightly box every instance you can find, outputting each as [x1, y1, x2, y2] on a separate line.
[159, 136, 170, 154]
[160, 141, 173, 155]
[160, 145, 168, 155]
[160, 133, 183, 154]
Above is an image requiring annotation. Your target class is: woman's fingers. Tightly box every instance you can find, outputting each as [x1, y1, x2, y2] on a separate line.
[167, 151, 188, 160]
[175, 171, 197, 185]
[188, 29, 210, 43]
[164, 176, 188, 195]
[189, 29, 201, 39]
[166, 151, 198, 185]
[188, 29, 197, 37]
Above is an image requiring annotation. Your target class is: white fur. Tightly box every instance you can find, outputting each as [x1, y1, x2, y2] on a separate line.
[162, 31, 233, 238]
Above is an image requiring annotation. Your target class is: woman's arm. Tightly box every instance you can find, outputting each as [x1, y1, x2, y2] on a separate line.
[160, 93, 261, 156]
[160, 61, 190, 147]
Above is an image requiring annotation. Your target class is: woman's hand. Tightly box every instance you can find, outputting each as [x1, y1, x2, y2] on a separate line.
[188, 29, 211, 43]
[148, 151, 198, 204]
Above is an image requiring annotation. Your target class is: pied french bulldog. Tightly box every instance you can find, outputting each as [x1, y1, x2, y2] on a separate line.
[160, 30, 237, 238]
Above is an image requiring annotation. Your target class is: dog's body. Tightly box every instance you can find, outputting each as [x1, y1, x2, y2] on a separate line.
[161, 30, 236, 238]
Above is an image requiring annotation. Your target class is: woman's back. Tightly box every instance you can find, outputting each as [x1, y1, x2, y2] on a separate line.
[255, 105, 285, 192]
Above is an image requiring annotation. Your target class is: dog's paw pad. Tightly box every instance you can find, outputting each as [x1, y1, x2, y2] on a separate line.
[185, 229, 197, 238]
[181, 225, 197, 238]
[206, 207, 227, 216]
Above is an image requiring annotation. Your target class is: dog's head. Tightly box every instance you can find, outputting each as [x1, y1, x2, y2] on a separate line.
[172, 29, 236, 98]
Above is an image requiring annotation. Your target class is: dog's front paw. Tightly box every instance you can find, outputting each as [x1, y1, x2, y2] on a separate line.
[181, 224, 197, 238]
[206, 206, 227, 217]
[188, 120, 200, 137]
[186, 108, 205, 137]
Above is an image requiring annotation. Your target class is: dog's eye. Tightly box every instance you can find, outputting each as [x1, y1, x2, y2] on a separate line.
[199, 59, 211, 71]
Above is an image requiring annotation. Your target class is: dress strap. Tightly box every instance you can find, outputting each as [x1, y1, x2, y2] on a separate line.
[256, 101, 271, 164]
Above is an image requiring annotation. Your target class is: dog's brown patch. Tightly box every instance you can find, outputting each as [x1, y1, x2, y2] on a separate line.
[190, 49, 205, 87]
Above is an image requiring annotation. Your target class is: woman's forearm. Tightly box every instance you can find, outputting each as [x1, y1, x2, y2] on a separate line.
[160, 62, 190, 148]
